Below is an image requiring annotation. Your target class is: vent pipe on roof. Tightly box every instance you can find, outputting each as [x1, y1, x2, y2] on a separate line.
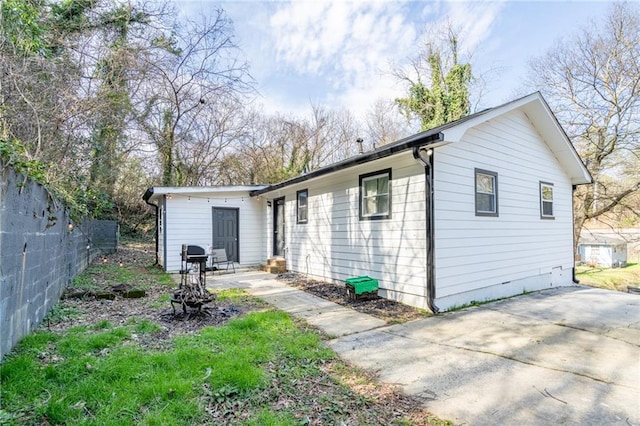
[356, 138, 364, 154]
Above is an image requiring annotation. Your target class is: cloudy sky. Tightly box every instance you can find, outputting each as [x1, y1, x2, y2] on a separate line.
[172, 1, 612, 119]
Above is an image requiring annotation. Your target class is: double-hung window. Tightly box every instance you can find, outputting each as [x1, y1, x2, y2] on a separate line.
[540, 182, 554, 219]
[475, 169, 498, 216]
[296, 189, 308, 224]
[359, 169, 391, 220]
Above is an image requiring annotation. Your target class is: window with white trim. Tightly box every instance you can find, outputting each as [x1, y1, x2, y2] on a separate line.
[359, 169, 391, 220]
[540, 182, 554, 219]
[475, 169, 498, 216]
[296, 189, 308, 224]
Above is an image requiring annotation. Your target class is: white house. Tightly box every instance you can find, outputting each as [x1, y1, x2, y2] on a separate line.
[143, 92, 592, 312]
[578, 236, 628, 268]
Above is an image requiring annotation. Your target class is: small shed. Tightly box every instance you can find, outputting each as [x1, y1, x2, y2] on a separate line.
[142, 186, 267, 272]
[579, 237, 628, 268]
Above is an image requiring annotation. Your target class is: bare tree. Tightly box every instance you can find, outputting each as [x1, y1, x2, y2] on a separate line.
[527, 2, 640, 242]
[303, 104, 361, 167]
[216, 103, 363, 185]
[134, 9, 252, 187]
[365, 98, 414, 147]
[173, 97, 246, 186]
[230, 111, 312, 184]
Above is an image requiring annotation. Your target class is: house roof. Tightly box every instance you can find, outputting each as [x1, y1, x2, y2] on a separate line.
[251, 92, 592, 196]
[579, 235, 628, 246]
[143, 185, 268, 203]
[438, 92, 592, 186]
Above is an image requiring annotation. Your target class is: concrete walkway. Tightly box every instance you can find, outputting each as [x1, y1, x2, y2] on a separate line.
[205, 271, 640, 425]
[206, 271, 387, 337]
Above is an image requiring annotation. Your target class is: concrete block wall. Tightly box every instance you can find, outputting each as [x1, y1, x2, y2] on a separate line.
[0, 162, 118, 360]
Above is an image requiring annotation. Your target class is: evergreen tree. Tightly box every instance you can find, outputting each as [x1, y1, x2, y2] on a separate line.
[396, 32, 472, 130]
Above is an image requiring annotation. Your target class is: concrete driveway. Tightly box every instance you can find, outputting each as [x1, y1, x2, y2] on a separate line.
[328, 286, 640, 425]
[208, 273, 639, 425]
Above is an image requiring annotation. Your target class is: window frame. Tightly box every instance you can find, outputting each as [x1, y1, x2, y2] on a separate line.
[296, 189, 308, 224]
[475, 168, 499, 217]
[540, 181, 555, 219]
[359, 168, 392, 221]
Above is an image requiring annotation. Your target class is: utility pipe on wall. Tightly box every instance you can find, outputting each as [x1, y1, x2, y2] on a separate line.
[413, 146, 439, 314]
[143, 190, 159, 265]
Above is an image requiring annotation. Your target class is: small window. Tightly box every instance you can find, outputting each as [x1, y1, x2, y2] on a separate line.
[540, 182, 554, 219]
[475, 169, 498, 216]
[296, 189, 308, 224]
[359, 169, 391, 220]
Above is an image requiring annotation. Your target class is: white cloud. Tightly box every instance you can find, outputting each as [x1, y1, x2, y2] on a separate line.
[443, 1, 505, 54]
[269, 1, 419, 89]
[169, 1, 504, 118]
[263, 0, 505, 117]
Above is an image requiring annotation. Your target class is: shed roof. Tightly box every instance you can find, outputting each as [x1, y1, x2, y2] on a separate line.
[579, 236, 628, 246]
[143, 185, 267, 203]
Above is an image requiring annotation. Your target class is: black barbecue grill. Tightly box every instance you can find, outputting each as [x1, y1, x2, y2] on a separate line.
[181, 244, 208, 262]
[180, 244, 209, 285]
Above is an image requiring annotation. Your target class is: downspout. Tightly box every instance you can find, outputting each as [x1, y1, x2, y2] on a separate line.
[571, 184, 580, 284]
[143, 188, 159, 265]
[413, 146, 439, 314]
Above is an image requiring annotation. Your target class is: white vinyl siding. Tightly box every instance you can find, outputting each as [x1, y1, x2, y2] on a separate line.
[579, 243, 627, 268]
[264, 152, 429, 309]
[434, 110, 574, 305]
[163, 192, 264, 272]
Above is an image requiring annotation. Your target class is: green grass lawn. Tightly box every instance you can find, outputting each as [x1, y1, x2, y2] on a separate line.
[576, 262, 640, 292]
[1, 309, 334, 425]
[1, 242, 447, 425]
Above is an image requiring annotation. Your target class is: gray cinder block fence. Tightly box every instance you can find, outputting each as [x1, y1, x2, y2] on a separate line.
[1, 161, 118, 359]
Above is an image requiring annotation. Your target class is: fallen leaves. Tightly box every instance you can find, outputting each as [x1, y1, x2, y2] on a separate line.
[278, 273, 431, 324]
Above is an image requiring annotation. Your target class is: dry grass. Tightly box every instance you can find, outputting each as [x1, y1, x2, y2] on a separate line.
[576, 263, 640, 292]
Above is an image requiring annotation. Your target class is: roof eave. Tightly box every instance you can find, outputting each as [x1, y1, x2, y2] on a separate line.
[143, 185, 268, 202]
[521, 94, 593, 186]
[439, 92, 593, 186]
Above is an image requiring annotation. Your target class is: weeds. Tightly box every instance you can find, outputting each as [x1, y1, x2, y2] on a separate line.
[44, 305, 82, 324]
[446, 289, 535, 312]
[1, 311, 335, 425]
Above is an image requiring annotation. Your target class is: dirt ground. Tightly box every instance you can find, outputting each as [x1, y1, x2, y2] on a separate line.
[44, 242, 445, 425]
[50, 243, 264, 349]
[54, 243, 429, 348]
[277, 273, 431, 323]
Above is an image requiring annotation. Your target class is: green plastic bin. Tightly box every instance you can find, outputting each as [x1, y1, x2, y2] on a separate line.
[345, 276, 379, 300]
